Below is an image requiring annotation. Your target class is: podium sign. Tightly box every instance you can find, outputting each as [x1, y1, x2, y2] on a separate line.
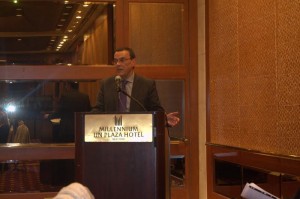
[75, 112, 169, 199]
[84, 114, 153, 142]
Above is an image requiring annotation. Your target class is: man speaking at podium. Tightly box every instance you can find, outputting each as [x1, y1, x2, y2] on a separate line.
[92, 47, 179, 127]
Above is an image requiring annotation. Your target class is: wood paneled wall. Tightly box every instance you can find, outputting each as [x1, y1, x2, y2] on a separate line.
[207, 0, 300, 156]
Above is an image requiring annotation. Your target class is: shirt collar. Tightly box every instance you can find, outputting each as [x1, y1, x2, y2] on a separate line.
[125, 72, 134, 83]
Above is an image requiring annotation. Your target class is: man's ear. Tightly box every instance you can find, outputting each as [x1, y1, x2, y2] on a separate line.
[131, 58, 136, 65]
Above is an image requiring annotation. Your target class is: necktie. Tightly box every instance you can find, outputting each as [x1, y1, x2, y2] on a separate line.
[118, 80, 128, 112]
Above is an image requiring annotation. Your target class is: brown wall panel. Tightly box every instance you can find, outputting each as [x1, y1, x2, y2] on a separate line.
[208, 0, 300, 156]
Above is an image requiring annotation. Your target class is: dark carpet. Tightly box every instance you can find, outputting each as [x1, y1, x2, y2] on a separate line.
[0, 161, 62, 194]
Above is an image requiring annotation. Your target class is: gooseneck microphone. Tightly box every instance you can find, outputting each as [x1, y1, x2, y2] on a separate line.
[114, 75, 147, 111]
[115, 75, 122, 92]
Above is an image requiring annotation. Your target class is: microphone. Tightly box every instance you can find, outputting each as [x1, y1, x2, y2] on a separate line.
[115, 75, 121, 92]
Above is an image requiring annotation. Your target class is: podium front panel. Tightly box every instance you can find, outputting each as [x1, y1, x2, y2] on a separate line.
[75, 112, 168, 199]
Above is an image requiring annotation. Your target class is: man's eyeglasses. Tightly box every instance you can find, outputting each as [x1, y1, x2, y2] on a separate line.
[112, 57, 131, 65]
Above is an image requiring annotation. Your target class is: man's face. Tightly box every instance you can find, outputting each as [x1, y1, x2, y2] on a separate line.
[113, 50, 135, 79]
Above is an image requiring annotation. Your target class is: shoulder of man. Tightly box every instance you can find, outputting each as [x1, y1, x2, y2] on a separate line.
[134, 74, 156, 87]
[134, 74, 154, 83]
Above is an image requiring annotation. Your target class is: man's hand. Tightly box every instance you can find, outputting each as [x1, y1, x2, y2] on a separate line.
[166, 112, 180, 127]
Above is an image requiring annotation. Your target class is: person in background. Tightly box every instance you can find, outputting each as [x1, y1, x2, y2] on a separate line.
[7, 121, 15, 143]
[13, 120, 30, 143]
[45, 81, 91, 143]
[0, 108, 9, 143]
[43, 81, 91, 186]
[0, 109, 10, 171]
[92, 47, 180, 127]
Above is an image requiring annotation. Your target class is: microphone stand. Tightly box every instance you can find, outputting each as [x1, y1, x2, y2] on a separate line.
[117, 88, 148, 112]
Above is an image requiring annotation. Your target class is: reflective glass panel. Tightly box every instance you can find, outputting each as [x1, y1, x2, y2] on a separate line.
[0, 1, 114, 65]
[156, 80, 184, 139]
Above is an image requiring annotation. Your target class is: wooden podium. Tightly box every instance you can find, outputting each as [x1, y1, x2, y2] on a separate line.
[75, 111, 169, 199]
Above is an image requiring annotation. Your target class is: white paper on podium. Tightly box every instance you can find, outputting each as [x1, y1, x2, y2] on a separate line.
[241, 183, 279, 199]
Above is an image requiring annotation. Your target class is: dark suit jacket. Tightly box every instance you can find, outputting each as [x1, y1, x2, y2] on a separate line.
[50, 89, 91, 142]
[93, 74, 164, 112]
[0, 124, 9, 143]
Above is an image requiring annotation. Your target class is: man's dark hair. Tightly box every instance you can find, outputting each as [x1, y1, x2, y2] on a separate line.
[115, 47, 136, 59]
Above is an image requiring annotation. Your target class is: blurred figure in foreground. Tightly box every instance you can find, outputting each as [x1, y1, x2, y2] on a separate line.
[53, 182, 95, 199]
